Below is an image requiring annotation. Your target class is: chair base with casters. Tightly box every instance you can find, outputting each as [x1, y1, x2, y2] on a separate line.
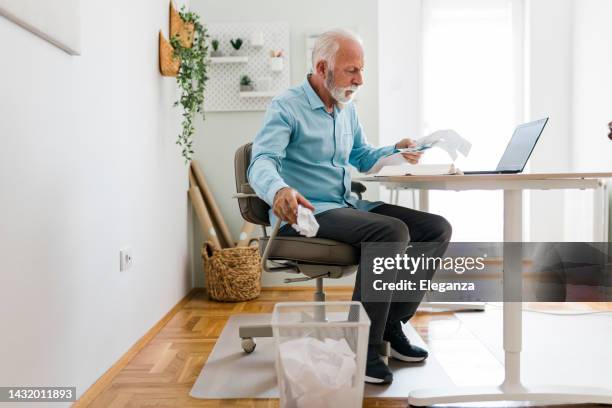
[233, 142, 391, 361]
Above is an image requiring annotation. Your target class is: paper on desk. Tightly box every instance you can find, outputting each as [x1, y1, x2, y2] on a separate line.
[367, 130, 471, 175]
[376, 163, 458, 176]
[366, 152, 408, 175]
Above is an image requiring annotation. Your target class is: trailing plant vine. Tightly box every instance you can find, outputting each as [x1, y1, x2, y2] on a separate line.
[170, 6, 209, 163]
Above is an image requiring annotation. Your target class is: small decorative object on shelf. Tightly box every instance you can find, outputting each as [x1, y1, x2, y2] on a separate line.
[240, 75, 254, 92]
[269, 49, 284, 72]
[230, 38, 244, 56]
[211, 38, 222, 57]
[250, 31, 264, 47]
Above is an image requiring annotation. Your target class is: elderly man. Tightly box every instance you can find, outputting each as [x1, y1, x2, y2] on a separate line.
[248, 29, 452, 384]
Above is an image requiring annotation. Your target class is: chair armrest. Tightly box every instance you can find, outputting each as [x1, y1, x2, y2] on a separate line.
[258, 184, 366, 273]
[233, 193, 258, 199]
[351, 181, 367, 200]
[260, 218, 299, 273]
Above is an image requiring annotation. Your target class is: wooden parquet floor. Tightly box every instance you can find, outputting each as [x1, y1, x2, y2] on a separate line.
[77, 288, 611, 408]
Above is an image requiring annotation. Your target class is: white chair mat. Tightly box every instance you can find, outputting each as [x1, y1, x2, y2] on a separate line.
[189, 313, 453, 399]
[455, 306, 612, 389]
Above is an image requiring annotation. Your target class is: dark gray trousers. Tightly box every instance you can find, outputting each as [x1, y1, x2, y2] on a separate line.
[279, 203, 452, 347]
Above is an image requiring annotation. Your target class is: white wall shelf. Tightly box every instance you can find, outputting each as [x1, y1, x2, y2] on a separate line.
[210, 56, 249, 64]
[239, 91, 277, 98]
[204, 22, 290, 112]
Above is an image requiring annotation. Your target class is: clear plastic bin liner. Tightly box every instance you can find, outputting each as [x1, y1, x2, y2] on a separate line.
[272, 302, 370, 408]
[279, 337, 355, 406]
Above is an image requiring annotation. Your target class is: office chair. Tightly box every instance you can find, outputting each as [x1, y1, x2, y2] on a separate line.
[233, 142, 389, 359]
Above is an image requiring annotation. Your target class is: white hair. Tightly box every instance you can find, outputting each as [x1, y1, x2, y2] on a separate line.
[311, 28, 363, 72]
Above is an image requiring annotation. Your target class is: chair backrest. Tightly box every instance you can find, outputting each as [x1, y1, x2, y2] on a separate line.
[234, 143, 271, 226]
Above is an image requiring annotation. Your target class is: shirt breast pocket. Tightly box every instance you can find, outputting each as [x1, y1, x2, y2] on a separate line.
[340, 132, 354, 162]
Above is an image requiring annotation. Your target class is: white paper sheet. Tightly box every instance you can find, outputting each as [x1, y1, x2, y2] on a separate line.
[367, 153, 409, 175]
[367, 129, 470, 175]
[375, 163, 458, 177]
[291, 205, 319, 237]
[418, 129, 471, 160]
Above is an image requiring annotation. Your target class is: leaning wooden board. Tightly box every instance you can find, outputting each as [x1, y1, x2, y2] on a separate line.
[188, 185, 222, 250]
[236, 222, 257, 247]
[190, 161, 235, 248]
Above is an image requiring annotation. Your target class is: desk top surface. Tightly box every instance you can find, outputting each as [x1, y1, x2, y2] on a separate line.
[357, 172, 612, 183]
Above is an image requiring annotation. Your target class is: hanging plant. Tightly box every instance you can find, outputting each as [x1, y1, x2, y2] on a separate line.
[169, 5, 210, 163]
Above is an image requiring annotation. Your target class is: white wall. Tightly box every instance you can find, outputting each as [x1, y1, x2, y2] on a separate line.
[567, 0, 612, 240]
[190, 0, 380, 287]
[572, 0, 612, 173]
[379, 0, 422, 146]
[0, 0, 191, 401]
[377, 0, 423, 210]
[520, 0, 612, 241]
[524, 0, 574, 241]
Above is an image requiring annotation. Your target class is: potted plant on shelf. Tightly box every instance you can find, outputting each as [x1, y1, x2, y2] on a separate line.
[168, 5, 210, 163]
[240, 75, 254, 92]
[230, 38, 244, 56]
[210, 39, 222, 57]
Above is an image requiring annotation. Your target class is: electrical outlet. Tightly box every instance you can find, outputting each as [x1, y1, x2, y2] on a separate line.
[120, 248, 134, 271]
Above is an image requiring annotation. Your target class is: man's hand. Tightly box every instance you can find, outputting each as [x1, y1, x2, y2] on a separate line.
[395, 137, 422, 165]
[273, 187, 315, 225]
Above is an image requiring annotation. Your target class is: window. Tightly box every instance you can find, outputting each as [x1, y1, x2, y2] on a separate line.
[421, 0, 524, 241]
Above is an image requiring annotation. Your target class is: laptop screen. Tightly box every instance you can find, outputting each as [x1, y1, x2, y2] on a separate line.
[496, 118, 548, 172]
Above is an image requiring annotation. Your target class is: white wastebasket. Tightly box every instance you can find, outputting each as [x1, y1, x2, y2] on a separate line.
[271, 301, 370, 408]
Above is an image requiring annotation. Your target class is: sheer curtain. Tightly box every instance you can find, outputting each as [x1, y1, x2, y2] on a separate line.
[421, 0, 523, 241]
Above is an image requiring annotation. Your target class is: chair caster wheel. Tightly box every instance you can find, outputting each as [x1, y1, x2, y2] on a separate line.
[241, 337, 256, 353]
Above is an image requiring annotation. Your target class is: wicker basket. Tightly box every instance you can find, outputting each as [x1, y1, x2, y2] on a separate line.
[202, 241, 262, 302]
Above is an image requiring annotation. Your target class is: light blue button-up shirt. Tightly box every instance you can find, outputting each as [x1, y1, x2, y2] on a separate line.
[247, 76, 398, 228]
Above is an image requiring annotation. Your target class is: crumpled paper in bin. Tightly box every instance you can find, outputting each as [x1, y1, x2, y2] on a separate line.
[291, 205, 319, 237]
[278, 337, 357, 408]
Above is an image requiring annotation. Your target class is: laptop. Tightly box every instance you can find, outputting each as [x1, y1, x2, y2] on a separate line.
[463, 118, 548, 175]
[463, 118, 549, 174]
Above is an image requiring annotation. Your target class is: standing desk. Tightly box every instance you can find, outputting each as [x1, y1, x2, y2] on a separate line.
[357, 172, 612, 406]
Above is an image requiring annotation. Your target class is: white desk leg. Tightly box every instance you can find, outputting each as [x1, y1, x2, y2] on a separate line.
[593, 180, 609, 242]
[417, 188, 485, 312]
[418, 189, 429, 212]
[502, 189, 523, 390]
[409, 189, 612, 406]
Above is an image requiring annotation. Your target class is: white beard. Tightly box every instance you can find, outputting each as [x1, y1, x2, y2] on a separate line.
[325, 71, 360, 104]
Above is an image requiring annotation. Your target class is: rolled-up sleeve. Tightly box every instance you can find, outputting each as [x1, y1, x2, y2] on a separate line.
[247, 100, 293, 206]
[348, 105, 397, 173]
